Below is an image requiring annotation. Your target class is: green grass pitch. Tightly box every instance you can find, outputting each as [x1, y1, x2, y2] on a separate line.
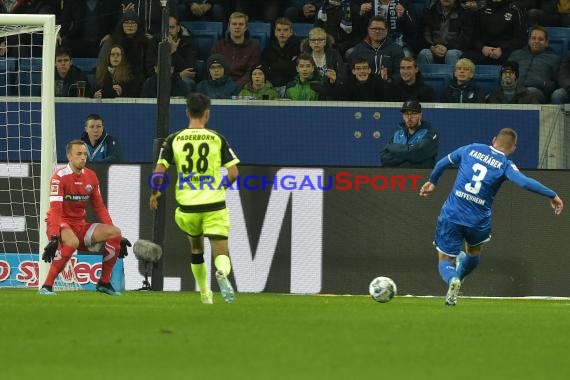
[2, 290, 569, 380]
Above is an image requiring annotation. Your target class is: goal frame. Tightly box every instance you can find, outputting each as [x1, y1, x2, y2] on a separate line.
[0, 14, 56, 288]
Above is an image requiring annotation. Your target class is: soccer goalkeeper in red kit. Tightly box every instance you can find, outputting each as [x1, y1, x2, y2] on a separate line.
[40, 140, 130, 296]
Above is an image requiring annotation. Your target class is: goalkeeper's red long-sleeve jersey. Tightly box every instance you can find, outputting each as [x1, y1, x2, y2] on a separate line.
[45, 164, 113, 237]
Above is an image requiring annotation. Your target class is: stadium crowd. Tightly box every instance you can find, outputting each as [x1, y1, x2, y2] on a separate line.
[1, 0, 570, 103]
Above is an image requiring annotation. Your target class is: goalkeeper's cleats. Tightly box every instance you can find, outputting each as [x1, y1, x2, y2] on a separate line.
[215, 270, 235, 304]
[445, 277, 461, 306]
[200, 290, 214, 305]
[96, 281, 121, 296]
[39, 286, 57, 296]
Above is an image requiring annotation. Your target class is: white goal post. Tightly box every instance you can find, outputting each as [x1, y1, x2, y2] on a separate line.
[0, 14, 60, 289]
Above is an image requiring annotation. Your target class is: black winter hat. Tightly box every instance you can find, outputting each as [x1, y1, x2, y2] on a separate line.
[501, 61, 519, 78]
[401, 100, 422, 113]
[250, 64, 268, 79]
[206, 54, 226, 69]
[121, 11, 139, 23]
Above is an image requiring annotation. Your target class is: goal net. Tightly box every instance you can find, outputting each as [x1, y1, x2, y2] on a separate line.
[0, 14, 80, 291]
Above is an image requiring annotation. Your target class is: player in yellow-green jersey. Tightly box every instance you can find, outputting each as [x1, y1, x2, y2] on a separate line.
[150, 93, 239, 304]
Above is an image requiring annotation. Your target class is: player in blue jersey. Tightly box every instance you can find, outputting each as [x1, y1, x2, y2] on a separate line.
[419, 128, 564, 306]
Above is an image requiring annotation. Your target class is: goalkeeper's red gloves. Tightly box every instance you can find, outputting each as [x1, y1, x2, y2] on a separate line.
[42, 236, 59, 263]
[119, 238, 131, 259]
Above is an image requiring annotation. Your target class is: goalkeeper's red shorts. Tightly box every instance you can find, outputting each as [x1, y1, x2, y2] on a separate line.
[49, 221, 104, 252]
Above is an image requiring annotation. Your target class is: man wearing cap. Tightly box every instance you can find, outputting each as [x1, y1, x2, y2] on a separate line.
[487, 61, 540, 104]
[380, 100, 439, 168]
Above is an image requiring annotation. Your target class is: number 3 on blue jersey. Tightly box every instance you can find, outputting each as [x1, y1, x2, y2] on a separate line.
[465, 163, 487, 195]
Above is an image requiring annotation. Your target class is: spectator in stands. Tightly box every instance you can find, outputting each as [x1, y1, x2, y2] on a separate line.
[54, 46, 92, 98]
[141, 64, 190, 97]
[211, 11, 261, 86]
[196, 53, 241, 99]
[80, 113, 121, 162]
[59, 1, 122, 59]
[283, 0, 323, 23]
[120, 0, 178, 36]
[93, 44, 140, 98]
[527, 0, 570, 27]
[347, 16, 404, 80]
[391, 57, 436, 102]
[262, 17, 302, 97]
[177, 0, 227, 22]
[99, 11, 151, 87]
[487, 61, 540, 104]
[443, 57, 485, 103]
[461, 0, 527, 65]
[333, 56, 391, 100]
[314, 0, 367, 56]
[234, 0, 280, 23]
[238, 64, 279, 99]
[508, 25, 561, 103]
[301, 27, 347, 88]
[357, 0, 422, 57]
[147, 15, 198, 93]
[551, 50, 570, 104]
[417, 0, 474, 67]
[380, 100, 439, 168]
[285, 53, 332, 100]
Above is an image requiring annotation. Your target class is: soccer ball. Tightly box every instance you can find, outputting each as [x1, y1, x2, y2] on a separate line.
[369, 276, 397, 303]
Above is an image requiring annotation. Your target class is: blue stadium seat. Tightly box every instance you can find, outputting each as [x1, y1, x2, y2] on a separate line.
[546, 27, 570, 57]
[248, 22, 271, 49]
[73, 58, 98, 90]
[193, 30, 222, 60]
[182, 21, 224, 35]
[473, 64, 501, 97]
[417, 64, 454, 101]
[548, 37, 568, 57]
[18, 57, 42, 96]
[182, 21, 224, 60]
[0, 57, 17, 96]
[73, 57, 97, 74]
[292, 23, 313, 39]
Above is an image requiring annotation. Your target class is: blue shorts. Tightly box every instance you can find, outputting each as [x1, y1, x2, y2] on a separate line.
[434, 217, 491, 257]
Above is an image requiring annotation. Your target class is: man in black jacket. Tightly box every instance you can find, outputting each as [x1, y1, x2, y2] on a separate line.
[461, 0, 527, 65]
[334, 56, 391, 100]
[261, 17, 302, 97]
[391, 57, 436, 102]
[54, 46, 92, 97]
[146, 15, 198, 93]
